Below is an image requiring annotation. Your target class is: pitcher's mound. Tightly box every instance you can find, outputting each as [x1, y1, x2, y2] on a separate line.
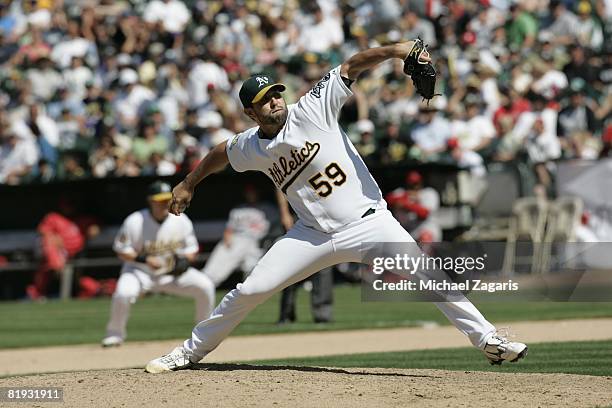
[4, 364, 611, 407]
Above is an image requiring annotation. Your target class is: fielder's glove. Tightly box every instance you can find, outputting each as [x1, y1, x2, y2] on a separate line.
[403, 38, 439, 102]
[169, 255, 190, 277]
[150, 254, 190, 277]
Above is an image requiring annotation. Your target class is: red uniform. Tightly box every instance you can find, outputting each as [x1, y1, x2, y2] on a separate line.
[28, 212, 86, 299]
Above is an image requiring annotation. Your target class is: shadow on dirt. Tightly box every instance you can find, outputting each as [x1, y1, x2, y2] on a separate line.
[191, 363, 441, 378]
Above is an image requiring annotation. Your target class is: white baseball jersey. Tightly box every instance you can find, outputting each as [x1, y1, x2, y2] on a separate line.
[227, 66, 385, 233]
[226, 205, 271, 240]
[114, 209, 199, 274]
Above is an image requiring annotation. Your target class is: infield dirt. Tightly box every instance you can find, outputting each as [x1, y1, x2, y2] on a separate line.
[3, 318, 612, 376]
[3, 318, 612, 407]
[4, 366, 612, 408]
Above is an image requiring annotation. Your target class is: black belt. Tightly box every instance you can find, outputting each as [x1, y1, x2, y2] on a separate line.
[361, 208, 376, 218]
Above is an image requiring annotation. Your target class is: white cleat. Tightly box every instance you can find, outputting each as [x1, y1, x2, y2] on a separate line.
[101, 336, 123, 348]
[483, 334, 528, 365]
[145, 346, 194, 373]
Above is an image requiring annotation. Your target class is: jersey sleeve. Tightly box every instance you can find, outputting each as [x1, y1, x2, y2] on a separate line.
[113, 216, 137, 255]
[226, 208, 239, 230]
[226, 132, 258, 172]
[296, 65, 353, 130]
[175, 216, 199, 255]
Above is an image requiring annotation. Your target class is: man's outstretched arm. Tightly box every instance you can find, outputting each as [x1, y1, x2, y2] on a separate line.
[170, 141, 229, 215]
[340, 40, 418, 81]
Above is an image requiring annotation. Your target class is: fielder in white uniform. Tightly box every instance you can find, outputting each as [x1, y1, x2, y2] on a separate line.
[202, 185, 271, 287]
[101, 181, 215, 347]
[145, 40, 527, 371]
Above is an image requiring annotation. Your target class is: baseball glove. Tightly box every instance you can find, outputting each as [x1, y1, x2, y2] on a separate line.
[150, 254, 190, 277]
[403, 38, 438, 101]
[170, 255, 190, 277]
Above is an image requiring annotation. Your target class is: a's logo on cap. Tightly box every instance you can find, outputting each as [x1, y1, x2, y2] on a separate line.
[256, 76, 269, 87]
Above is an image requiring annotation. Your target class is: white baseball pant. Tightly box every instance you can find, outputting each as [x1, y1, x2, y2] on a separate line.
[202, 235, 263, 287]
[105, 265, 215, 340]
[184, 209, 496, 360]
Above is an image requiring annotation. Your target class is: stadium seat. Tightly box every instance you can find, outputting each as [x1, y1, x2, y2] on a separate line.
[539, 196, 583, 274]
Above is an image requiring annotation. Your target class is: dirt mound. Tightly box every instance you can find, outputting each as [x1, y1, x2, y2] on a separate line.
[3, 318, 612, 377]
[4, 365, 611, 408]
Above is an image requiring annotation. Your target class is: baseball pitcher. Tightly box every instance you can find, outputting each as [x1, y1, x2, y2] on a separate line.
[145, 39, 527, 371]
[101, 181, 215, 347]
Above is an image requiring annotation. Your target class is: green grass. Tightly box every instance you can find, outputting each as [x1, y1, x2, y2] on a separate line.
[250, 340, 612, 377]
[0, 285, 611, 349]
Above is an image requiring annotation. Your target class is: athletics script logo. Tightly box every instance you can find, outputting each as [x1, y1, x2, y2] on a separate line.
[310, 73, 331, 98]
[268, 141, 321, 193]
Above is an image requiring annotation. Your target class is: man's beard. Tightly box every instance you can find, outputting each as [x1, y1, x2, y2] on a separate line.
[262, 108, 287, 126]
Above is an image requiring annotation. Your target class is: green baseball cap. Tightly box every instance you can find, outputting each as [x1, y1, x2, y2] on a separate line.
[148, 181, 173, 202]
[239, 74, 286, 108]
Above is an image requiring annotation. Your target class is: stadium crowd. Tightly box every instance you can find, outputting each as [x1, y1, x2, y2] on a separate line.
[0, 0, 610, 196]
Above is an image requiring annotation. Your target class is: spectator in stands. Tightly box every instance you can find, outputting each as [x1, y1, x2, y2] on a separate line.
[143, 0, 191, 44]
[26, 55, 62, 102]
[446, 137, 487, 178]
[456, 95, 497, 159]
[298, 4, 344, 54]
[493, 86, 531, 136]
[114, 68, 155, 131]
[50, 17, 98, 70]
[47, 85, 85, 120]
[131, 119, 168, 166]
[58, 154, 87, 181]
[0, 5, 19, 41]
[11, 25, 50, 66]
[27, 198, 99, 300]
[410, 100, 451, 161]
[401, 10, 437, 48]
[90, 134, 118, 178]
[530, 57, 568, 101]
[31, 158, 55, 183]
[11, 103, 58, 167]
[505, 3, 538, 50]
[379, 119, 408, 164]
[55, 107, 82, 151]
[575, 1, 604, 50]
[197, 110, 233, 148]
[183, 107, 206, 140]
[114, 152, 141, 177]
[467, 7, 504, 49]
[144, 152, 176, 176]
[0, 0, 608, 187]
[542, 0, 580, 46]
[563, 46, 599, 86]
[146, 104, 173, 144]
[0, 30, 18, 64]
[558, 82, 600, 159]
[187, 55, 231, 109]
[354, 119, 377, 163]
[511, 92, 559, 159]
[527, 129, 559, 193]
[0, 131, 38, 185]
[63, 56, 93, 102]
[170, 128, 199, 167]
